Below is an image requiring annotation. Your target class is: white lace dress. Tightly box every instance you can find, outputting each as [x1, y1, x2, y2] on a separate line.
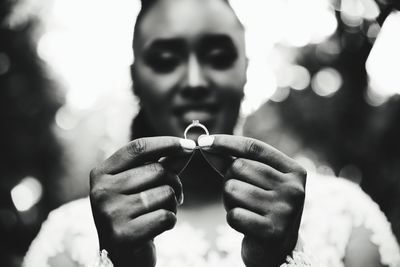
[23, 173, 400, 267]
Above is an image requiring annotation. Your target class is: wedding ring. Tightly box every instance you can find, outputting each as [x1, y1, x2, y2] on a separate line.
[139, 192, 150, 210]
[184, 120, 209, 139]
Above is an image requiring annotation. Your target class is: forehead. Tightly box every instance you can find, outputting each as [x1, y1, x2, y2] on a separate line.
[137, 0, 244, 47]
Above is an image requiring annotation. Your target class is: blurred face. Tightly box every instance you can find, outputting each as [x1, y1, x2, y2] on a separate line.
[133, 0, 247, 138]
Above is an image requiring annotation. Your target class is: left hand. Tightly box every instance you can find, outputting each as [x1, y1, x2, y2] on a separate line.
[200, 135, 307, 267]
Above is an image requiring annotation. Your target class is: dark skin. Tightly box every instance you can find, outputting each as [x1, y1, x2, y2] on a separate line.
[89, 0, 306, 266]
[90, 137, 188, 267]
[88, 1, 390, 267]
[90, 135, 306, 267]
[202, 134, 306, 267]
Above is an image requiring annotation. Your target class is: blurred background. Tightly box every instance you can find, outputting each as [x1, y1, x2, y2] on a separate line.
[1, 0, 400, 266]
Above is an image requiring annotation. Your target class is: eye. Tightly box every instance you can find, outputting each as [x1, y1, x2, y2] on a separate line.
[204, 48, 237, 70]
[145, 51, 181, 73]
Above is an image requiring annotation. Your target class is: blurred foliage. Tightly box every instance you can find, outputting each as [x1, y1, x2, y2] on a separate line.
[0, 0, 399, 267]
[0, 1, 64, 267]
[245, 7, 400, 242]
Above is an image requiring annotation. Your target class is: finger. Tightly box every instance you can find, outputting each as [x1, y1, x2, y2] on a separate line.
[105, 163, 182, 201]
[159, 154, 193, 174]
[202, 135, 301, 173]
[117, 209, 177, 245]
[96, 136, 194, 175]
[223, 179, 273, 216]
[226, 207, 274, 240]
[127, 185, 178, 218]
[226, 158, 285, 190]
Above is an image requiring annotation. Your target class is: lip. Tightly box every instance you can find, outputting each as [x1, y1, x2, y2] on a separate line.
[173, 103, 220, 125]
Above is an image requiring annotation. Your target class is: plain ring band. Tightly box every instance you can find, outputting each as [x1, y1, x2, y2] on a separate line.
[140, 192, 150, 210]
[184, 120, 209, 139]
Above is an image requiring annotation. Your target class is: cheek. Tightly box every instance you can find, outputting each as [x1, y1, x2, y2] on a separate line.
[210, 65, 246, 98]
[135, 66, 183, 106]
[211, 54, 247, 90]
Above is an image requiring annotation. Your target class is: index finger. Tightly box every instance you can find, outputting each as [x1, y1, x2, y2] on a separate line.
[202, 134, 301, 173]
[96, 136, 194, 175]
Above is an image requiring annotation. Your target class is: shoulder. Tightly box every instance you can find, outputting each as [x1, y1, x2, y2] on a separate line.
[304, 172, 386, 219]
[42, 197, 96, 237]
[46, 197, 94, 225]
[23, 197, 99, 267]
[302, 173, 400, 267]
[305, 173, 391, 227]
[306, 172, 368, 200]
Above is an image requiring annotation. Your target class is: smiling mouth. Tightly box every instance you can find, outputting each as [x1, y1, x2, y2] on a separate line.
[174, 104, 220, 125]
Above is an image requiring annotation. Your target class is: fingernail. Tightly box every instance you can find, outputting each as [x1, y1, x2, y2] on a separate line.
[178, 192, 184, 205]
[198, 135, 214, 147]
[177, 176, 184, 205]
[179, 138, 196, 150]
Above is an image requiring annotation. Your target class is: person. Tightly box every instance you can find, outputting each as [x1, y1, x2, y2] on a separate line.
[23, 0, 400, 266]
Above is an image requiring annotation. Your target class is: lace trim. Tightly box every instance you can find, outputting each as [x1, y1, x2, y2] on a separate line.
[23, 198, 99, 267]
[91, 250, 113, 267]
[23, 174, 400, 267]
[303, 174, 400, 267]
[280, 251, 314, 267]
[347, 181, 400, 267]
[92, 236, 316, 267]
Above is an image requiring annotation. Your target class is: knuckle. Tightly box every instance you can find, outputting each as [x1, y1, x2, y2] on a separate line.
[90, 186, 108, 203]
[224, 179, 238, 196]
[128, 138, 147, 156]
[270, 226, 285, 241]
[102, 203, 119, 219]
[231, 158, 246, 175]
[131, 194, 143, 208]
[111, 226, 126, 242]
[246, 138, 262, 155]
[149, 163, 165, 176]
[262, 218, 283, 241]
[277, 202, 294, 215]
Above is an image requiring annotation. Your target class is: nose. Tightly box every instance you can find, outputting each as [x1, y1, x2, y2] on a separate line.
[181, 54, 209, 98]
[187, 54, 207, 87]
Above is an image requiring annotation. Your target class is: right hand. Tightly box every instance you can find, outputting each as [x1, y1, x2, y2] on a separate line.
[89, 136, 193, 267]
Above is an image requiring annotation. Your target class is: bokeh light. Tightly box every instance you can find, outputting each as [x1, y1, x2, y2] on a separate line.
[275, 64, 311, 90]
[366, 11, 400, 103]
[55, 106, 79, 130]
[281, 0, 337, 47]
[311, 67, 343, 97]
[270, 87, 291, 102]
[367, 22, 381, 40]
[365, 85, 389, 106]
[6, 0, 343, 119]
[288, 65, 311, 90]
[35, 0, 137, 111]
[11, 177, 43, 212]
[339, 0, 380, 28]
